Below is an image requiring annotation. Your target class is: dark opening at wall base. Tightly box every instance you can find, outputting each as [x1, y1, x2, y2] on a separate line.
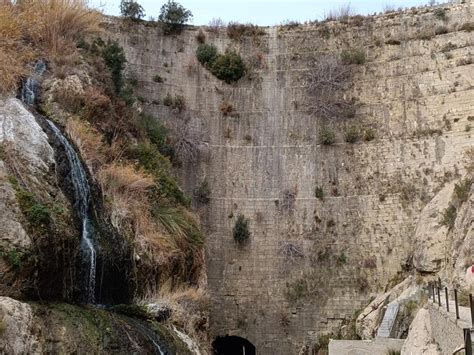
[212, 336, 256, 355]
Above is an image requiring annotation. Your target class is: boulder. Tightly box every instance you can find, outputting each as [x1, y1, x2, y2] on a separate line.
[401, 307, 440, 355]
[0, 98, 54, 178]
[413, 183, 454, 273]
[0, 97, 56, 257]
[0, 297, 40, 355]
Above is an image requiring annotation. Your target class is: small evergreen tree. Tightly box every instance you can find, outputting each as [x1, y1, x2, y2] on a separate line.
[233, 214, 250, 246]
[211, 51, 246, 84]
[158, 0, 193, 34]
[102, 40, 127, 93]
[194, 180, 211, 205]
[120, 0, 145, 21]
[196, 43, 218, 67]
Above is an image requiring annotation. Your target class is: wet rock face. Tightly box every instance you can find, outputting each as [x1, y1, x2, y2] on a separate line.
[0, 98, 54, 179]
[0, 98, 79, 300]
[0, 297, 193, 355]
[0, 97, 54, 253]
[0, 164, 30, 251]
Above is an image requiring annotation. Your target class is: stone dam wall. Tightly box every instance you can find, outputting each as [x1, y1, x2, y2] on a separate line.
[106, 2, 474, 353]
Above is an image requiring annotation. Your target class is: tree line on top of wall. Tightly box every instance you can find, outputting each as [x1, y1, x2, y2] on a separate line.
[120, 0, 192, 34]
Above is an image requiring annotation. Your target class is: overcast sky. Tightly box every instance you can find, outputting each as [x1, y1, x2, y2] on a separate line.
[90, 0, 437, 25]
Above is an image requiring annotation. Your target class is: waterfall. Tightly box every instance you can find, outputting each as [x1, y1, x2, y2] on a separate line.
[21, 60, 46, 106]
[46, 120, 97, 304]
[19, 59, 97, 303]
[125, 318, 167, 355]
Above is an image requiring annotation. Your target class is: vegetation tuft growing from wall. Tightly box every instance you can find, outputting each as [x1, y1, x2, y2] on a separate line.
[233, 214, 250, 246]
[196, 43, 246, 83]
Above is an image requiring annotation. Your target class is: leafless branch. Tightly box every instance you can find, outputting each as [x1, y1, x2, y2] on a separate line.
[169, 117, 205, 165]
[326, 4, 354, 21]
[305, 55, 354, 120]
[280, 242, 305, 261]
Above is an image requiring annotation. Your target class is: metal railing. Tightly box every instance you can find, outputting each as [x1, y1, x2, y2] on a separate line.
[428, 282, 473, 355]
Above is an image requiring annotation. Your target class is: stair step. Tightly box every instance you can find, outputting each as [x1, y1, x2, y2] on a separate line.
[376, 302, 400, 338]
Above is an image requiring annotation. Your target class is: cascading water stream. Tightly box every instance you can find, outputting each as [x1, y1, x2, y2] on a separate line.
[17, 60, 171, 353]
[46, 121, 97, 304]
[20, 60, 97, 303]
[21, 60, 46, 106]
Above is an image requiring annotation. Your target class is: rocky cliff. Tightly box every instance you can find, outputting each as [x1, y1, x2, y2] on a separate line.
[0, 1, 208, 352]
[106, 2, 474, 353]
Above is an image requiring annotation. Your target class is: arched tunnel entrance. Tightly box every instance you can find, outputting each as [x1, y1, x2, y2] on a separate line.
[212, 336, 256, 355]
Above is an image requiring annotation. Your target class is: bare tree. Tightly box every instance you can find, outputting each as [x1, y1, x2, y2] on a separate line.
[326, 3, 354, 21]
[383, 4, 396, 13]
[305, 55, 354, 120]
[281, 242, 304, 261]
[169, 117, 205, 165]
[280, 242, 304, 273]
[208, 17, 225, 32]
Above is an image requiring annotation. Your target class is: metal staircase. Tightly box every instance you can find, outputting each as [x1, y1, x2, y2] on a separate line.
[376, 302, 400, 338]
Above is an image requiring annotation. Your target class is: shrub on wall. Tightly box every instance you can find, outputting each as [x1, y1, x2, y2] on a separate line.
[194, 180, 211, 205]
[459, 22, 474, 32]
[440, 204, 456, 229]
[226, 22, 265, 41]
[435, 26, 449, 35]
[233, 214, 250, 246]
[341, 48, 366, 65]
[315, 186, 324, 200]
[454, 178, 472, 203]
[344, 125, 360, 143]
[195, 29, 206, 43]
[434, 8, 447, 21]
[196, 43, 218, 66]
[363, 128, 376, 141]
[153, 74, 163, 83]
[211, 51, 246, 83]
[163, 93, 185, 112]
[319, 127, 336, 145]
[195, 44, 246, 83]
[158, 0, 193, 35]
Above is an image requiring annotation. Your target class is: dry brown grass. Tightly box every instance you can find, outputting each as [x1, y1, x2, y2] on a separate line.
[17, 0, 101, 55]
[0, 0, 100, 95]
[98, 164, 154, 232]
[65, 117, 204, 288]
[140, 283, 210, 349]
[96, 163, 187, 278]
[66, 118, 106, 172]
[0, 4, 35, 94]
